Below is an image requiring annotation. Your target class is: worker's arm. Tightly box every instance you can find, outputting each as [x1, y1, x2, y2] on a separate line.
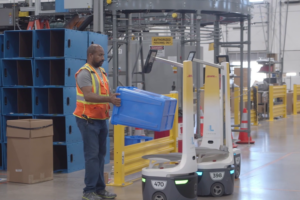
[81, 86, 121, 106]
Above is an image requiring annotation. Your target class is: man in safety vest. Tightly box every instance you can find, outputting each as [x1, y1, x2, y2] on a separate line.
[74, 44, 120, 200]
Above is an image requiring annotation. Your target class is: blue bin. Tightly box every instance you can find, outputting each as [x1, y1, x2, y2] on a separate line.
[88, 32, 108, 61]
[2, 59, 33, 86]
[4, 30, 34, 58]
[2, 87, 33, 115]
[0, 35, 4, 58]
[34, 29, 88, 59]
[34, 87, 76, 115]
[111, 87, 177, 132]
[125, 136, 153, 146]
[34, 58, 86, 87]
[53, 142, 84, 173]
[2, 115, 33, 142]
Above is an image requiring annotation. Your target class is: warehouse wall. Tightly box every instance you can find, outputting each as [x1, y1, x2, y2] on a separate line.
[217, 1, 300, 89]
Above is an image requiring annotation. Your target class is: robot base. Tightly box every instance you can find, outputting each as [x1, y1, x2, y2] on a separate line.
[142, 173, 198, 200]
[197, 165, 235, 197]
[234, 151, 241, 179]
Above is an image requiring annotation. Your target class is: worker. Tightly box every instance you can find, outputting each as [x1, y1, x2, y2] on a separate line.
[74, 44, 121, 200]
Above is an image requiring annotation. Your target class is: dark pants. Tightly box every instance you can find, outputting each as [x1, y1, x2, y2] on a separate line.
[76, 117, 108, 193]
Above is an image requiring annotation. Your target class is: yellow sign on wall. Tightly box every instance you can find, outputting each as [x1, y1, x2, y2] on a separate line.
[152, 37, 173, 46]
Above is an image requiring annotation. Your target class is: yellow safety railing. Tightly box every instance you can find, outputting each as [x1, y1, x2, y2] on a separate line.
[293, 85, 300, 115]
[234, 87, 258, 126]
[269, 85, 287, 121]
[108, 92, 178, 187]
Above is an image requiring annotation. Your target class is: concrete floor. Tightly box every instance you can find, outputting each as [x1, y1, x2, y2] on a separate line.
[1, 115, 300, 200]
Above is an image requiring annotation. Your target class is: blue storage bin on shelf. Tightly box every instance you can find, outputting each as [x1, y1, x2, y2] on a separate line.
[34, 87, 76, 115]
[2, 59, 33, 86]
[55, 0, 69, 12]
[111, 87, 177, 132]
[0, 34, 4, 58]
[125, 136, 153, 146]
[0, 143, 3, 170]
[2, 115, 33, 142]
[34, 29, 88, 59]
[88, 32, 108, 61]
[4, 30, 34, 58]
[34, 58, 86, 87]
[2, 87, 33, 115]
[53, 142, 84, 173]
[35, 115, 81, 144]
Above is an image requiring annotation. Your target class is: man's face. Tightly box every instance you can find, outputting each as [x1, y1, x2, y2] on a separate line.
[91, 47, 105, 68]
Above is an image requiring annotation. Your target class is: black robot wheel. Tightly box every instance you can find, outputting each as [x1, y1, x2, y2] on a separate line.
[235, 165, 241, 179]
[152, 192, 167, 200]
[210, 182, 225, 197]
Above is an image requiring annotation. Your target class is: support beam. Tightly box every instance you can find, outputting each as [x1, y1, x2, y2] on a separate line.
[35, 0, 41, 15]
[93, 0, 104, 33]
[247, 15, 252, 138]
[196, 10, 202, 138]
[112, 10, 118, 92]
[239, 19, 244, 126]
[214, 16, 220, 63]
[126, 14, 132, 86]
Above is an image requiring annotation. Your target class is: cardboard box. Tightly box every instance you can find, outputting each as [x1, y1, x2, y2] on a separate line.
[287, 92, 293, 115]
[7, 119, 53, 184]
[234, 68, 251, 88]
[104, 172, 109, 184]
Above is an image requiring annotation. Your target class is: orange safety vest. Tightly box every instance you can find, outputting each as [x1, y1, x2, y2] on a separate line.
[73, 63, 110, 120]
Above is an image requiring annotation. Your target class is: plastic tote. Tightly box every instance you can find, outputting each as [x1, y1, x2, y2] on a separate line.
[125, 136, 153, 146]
[111, 87, 177, 132]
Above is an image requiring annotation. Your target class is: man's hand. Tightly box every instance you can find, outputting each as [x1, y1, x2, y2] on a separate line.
[110, 93, 121, 107]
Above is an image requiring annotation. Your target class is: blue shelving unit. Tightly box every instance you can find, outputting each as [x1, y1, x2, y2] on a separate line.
[1, 29, 110, 173]
[0, 35, 4, 58]
[2, 59, 33, 86]
[35, 115, 81, 144]
[2, 87, 33, 115]
[0, 143, 3, 170]
[53, 142, 84, 173]
[34, 58, 85, 87]
[4, 30, 34, 59]
[2, 143, 7, 170]
[33, 87, 76, 115]
[34, 29, 88, 59]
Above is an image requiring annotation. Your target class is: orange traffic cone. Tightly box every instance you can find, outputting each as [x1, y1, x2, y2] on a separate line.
[200, 106, 204, 137]
[232, 133, 238, 148]
[236, 108, 255, 144]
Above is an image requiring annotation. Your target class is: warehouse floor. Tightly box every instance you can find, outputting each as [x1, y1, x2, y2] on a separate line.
[1, 115, 300, 200]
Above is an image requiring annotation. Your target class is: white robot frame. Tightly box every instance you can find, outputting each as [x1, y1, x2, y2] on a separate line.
[141, 51, 241, 199]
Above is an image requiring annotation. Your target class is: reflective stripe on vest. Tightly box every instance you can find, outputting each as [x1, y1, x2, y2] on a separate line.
[73, 63, 110, 120]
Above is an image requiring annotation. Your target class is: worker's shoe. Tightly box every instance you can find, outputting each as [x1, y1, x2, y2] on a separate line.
[96, 190, 117, 199]
[82, 192, 102, 200]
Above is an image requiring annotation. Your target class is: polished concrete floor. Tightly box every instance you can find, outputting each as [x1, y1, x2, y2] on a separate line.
[1, 115, 300, 200]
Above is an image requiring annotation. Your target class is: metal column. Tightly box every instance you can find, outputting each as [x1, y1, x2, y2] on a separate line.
[126, 13, 132, 86]
[179, 13, 186, 108]
[240, 19, 244, 124]
[112, 10, 118, 91]
[190, 13, 194, 45]
[196, 10, 202, 138]
[35, 0, 41, 15]
[247, 15, 251, 140]
[93, 0, 104, 33]
[214, 16, 220, 63]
